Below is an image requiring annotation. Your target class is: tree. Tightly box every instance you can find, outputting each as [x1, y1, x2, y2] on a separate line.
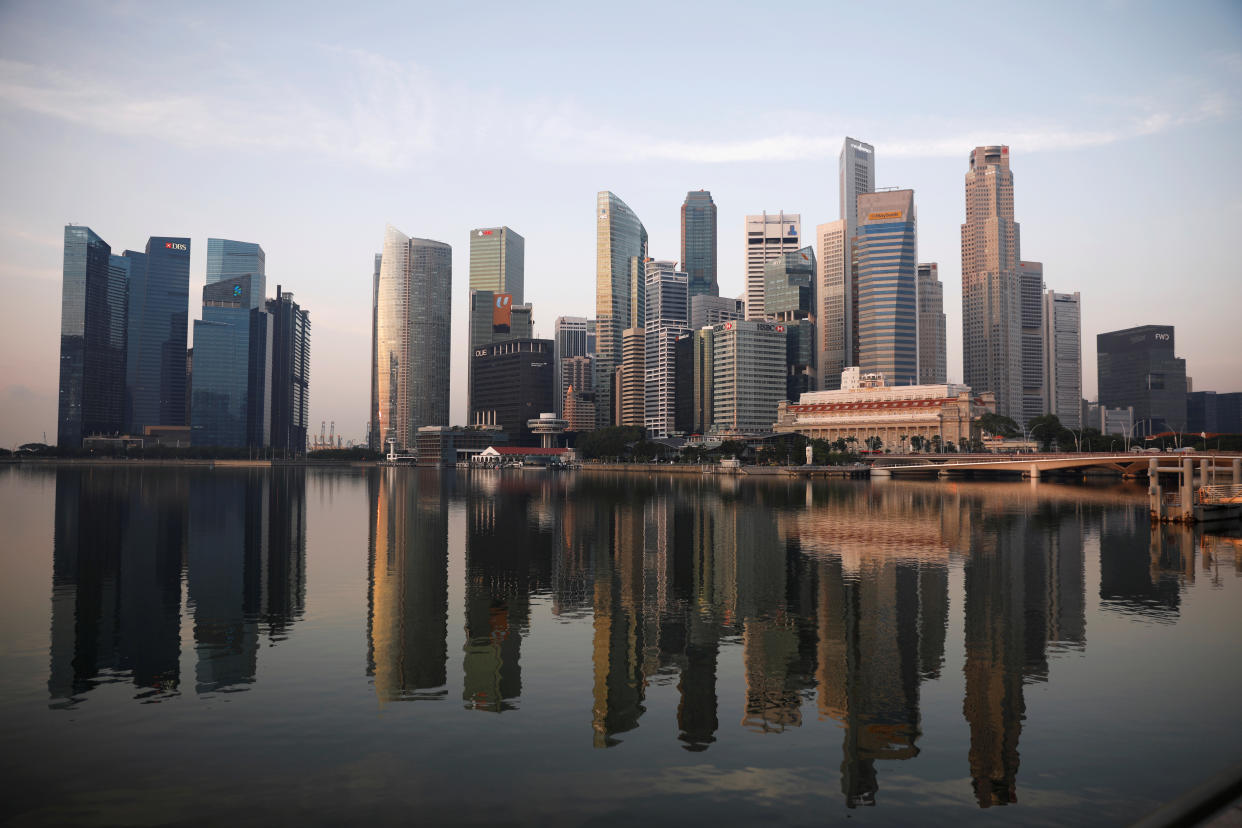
[1027, 414, 1068, 452]
[865, 436, 883, 452]
[978, 412, 1020, 438]
[910, 435, 925, 452]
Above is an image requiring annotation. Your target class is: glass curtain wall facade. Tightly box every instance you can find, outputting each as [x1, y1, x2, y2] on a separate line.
[644, 262, 690, 438]
[206, 239, 265, 287]
[369, 253, 381, 449]
[917, 263, 947, 385]
[764, 245, 817, 401]
[57, 226, 127, 447]
[268, 286, 311, 455]
[373, 226, 452, 449]
[1042, 291, 1081, 429]
[191, 274, 272, 448]
[125, 237, 190, 433]
[856, 190, 919, 386]
[467, 227, 524, 416]
[1018, 261, 1045, 425]
[1097, 325, 1187, 437]
[469, 339, 555, 446]
[744, 212, 801, 321]
[681, 190, 718, 298]
[595, 192, 648, 428]
[554, 316, 592, 416]
[711, 320, 786, 434]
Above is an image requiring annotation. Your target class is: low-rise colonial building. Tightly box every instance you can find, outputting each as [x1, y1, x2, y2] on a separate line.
[774, 369, 995, 451]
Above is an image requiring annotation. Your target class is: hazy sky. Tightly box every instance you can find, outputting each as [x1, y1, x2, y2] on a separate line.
[1, 1, 1239, 447]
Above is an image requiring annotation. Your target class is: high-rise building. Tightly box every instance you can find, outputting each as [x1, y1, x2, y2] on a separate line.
[711, 320, 786, 434]
[57, 226, 127, 447]
[595, 192, 648, 428]
[267, 286, 311, 455]
[618, 327, 645, 429]
[1018, 261, 1045, 424]
[372, 226, 452, 449]
[554, 316, 592, 415]
[816, 219, 850, 390]
[125, 236, 191, 434]
[689, 294, 743, 330]
[765, 246, 817, 401]
[469, 339, 554, 446]
[1097, 325, 1187, 437]
[744, 212, 801, 320]
[917, 264, 946, 385]
[560, 355, 593, 415]
[856, 190, 919, 386]
[674, 327, 715, 435]
[191, 273, 272, 447]
[206, 239, 265, 287]
[467, 227, 524, 416]
[840, 137, 876, 246]
[961, 146, 1022, 419]
[1042, 291, 1081, 429]
[369, 253, 381, 449]
[681, 190, 718, 298]
[644, 261, 690, 438]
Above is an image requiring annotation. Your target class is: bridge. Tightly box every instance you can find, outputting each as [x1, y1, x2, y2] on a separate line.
[870, 452, 1242, 481]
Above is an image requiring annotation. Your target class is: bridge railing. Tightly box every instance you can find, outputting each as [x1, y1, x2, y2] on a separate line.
[1198, 484, 1242, 505]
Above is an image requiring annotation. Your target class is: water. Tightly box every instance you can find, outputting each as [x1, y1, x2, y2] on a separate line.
[2, 465, 1240, 826]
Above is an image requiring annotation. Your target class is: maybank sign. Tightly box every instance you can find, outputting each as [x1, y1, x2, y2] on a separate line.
[866, 211, 903, 221]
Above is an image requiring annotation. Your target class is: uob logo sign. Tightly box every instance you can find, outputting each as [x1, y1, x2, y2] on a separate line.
[493, 293, 513, 329]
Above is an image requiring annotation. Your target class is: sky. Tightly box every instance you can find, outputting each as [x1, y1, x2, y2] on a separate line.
[1, 0, 1240, 447]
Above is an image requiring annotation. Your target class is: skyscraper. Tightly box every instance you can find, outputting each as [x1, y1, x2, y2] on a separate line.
[206, 238, 266, 287]
[644, 261, 690, 438]
[467, 227, 524, 416]
[681, 190, 718, 298]
[372, 226, 452, 449]
[689, 295, 743, 330]
[596, 192, 648, 428]
[554, 316, 592, 416]
[470, 339, 555, 445]
[619, 327, 645, 428]
[917, 264, 947, 385]
[744, 212, 801, 320]
[57, 225, 127, 447]
[816, 219, 850, 390]
[712, 320, 786, 433]
[856, 190, 919, 385]
[1018, 261, 1045, 424]
[267, 285, 311, 455]
[124, 236, 191, 434]
[961, 145, 1022, 419]
[765, 246, 817, 400]
[840, 137, 876, 246]
[1097, 325, 1187, 437]
[369, 253, 381, 449]
[1042, 291, 1081, 430]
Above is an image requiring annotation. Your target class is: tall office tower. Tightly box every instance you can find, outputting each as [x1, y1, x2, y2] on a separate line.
[712, 320, 786, 433]
[1018, 261, 1045, 424]
[267, 285, 311, 455]
[840, 137, 876, 245]
[764, 246, 817, 400]
[619, 327, 646, 428]
[961, 145, 1022, 419]
[467, 227, 524, 415]
[917, 264, 947, 385]
[856, 190, 919, 385]
[690, 294, 743, 330]
[644, 261, 690, 438]
[561, 355, 593, 410]
[469, 339, 555, 445]
[744, 212, 801, 320]
[1097, 325, 1187, 437]
[191, 273, 272, 447]
[1042, 291, 1081, 429]
[595, 191, 648, 428]
[206, 238, 266, 286]
[372, 226, 452, 449]
[57, 226, 127, 447]
[673, 327, 716, 435]
[816, 219, 850, 390]
[554, 316, 592, 415]
[369, 253, 381, 449]
[681, 190, 718, 298]
[123, 236, 190, 434]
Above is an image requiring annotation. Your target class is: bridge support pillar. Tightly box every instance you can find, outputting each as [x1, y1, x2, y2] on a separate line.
[1234, 458, 1241, 485]
[1029, 464, 1040, 480]
[1182, 458, 1195, 521]
[871, 467, 891, 479]
[1200, 458, 1210, 486]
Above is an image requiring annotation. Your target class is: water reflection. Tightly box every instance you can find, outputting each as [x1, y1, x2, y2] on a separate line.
[49, 467, 307, 705]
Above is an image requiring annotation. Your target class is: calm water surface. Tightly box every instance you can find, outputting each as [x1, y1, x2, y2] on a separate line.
[2, 465, 1240, 826]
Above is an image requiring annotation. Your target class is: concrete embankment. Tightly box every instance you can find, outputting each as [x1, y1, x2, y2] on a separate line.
[579, 463, 868, 478]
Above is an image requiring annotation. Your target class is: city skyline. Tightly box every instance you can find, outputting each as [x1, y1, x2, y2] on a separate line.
[3, 2, 1241, 446]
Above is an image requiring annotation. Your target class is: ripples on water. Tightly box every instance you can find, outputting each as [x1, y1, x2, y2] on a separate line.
[2, 465, 1240, 827]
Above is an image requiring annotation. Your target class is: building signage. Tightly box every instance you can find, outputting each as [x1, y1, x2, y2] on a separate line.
[866, 211, 903, 221]
[493, 293, 513, 330]
[474, 348, 489, 358]
[164, 242, 188, 251]
[1154, 333, 1170, 341]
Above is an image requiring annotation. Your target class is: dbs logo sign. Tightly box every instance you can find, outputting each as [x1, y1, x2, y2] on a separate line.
[164, 242, 188, 251]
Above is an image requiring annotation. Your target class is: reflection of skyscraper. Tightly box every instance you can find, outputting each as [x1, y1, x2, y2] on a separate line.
[367, 468, 450, 701]
[591, 499, 647, 747]
[49, 468, 185, 704]
[1099, 509, 1181, 620]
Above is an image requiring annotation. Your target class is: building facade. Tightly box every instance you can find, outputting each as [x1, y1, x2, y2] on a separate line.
[191, 273, 272, 447]
[469, 339, 554, 446]
[267, 286, 310, 455]
[764, 246, 817, 401]
[206, 238, 265, 286]
[917, 263, 947, 385]
[57, 226, 127, 447]
[619, 327, 646, 429]
[124, 236, 191, 434]
[467, 227, 524, 416]
[372, 226, 452, 449]
[1042, 291, 1081, 429]
[711, 320, 786, 434]
[690, 294, 743, 330]
[1018, 261, 1045, 425]
[1097, 325, 1187, 436]
[856, 190, 919, 386]
[816, 219, 850, 390]
[554, 316, 592, 415]
[595, 192, 648, 428]
[675, 327, 715, 435]
[840, 137, 876, 248]
[369, 253, 381, 449]
[744, 212, 801, 320]
[681, 190, 718, 298]
[644, 262, 690, 438]
[961, 145, 1022, 420]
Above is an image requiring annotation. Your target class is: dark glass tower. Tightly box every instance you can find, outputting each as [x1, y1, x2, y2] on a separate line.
[190, 274, 272, 447]
[681, 190, 718, 298]
[125, 237, 190, 433]
[57, 226, 127, 447]
[1097, 325, 1187, 436]
[267, 286, 311, 455]
[470, 339, 555, 446]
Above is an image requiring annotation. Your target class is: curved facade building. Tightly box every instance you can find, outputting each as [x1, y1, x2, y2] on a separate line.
[374, 226, 452, 449]
[595, 192, 647, 428]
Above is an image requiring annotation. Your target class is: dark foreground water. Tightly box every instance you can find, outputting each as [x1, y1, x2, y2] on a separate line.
[2, 465, 1240, 827]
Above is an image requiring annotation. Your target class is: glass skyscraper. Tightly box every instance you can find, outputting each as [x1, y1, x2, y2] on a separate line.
[681, 190, 718, 298]
[1097, 325, 1187, 437]
[206, 239, 266, 288]
[191, 274, 272, 447]
[57, 225, 127, 447]
[372, 226, 452, 449]
[267, 286, 311, 455]
[764, 245, 817, 400]
[595, 192, 647, 428]
[856, 190, 919, 386]
[644, 261, 689, 438]
[124, 236, 190, 433]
